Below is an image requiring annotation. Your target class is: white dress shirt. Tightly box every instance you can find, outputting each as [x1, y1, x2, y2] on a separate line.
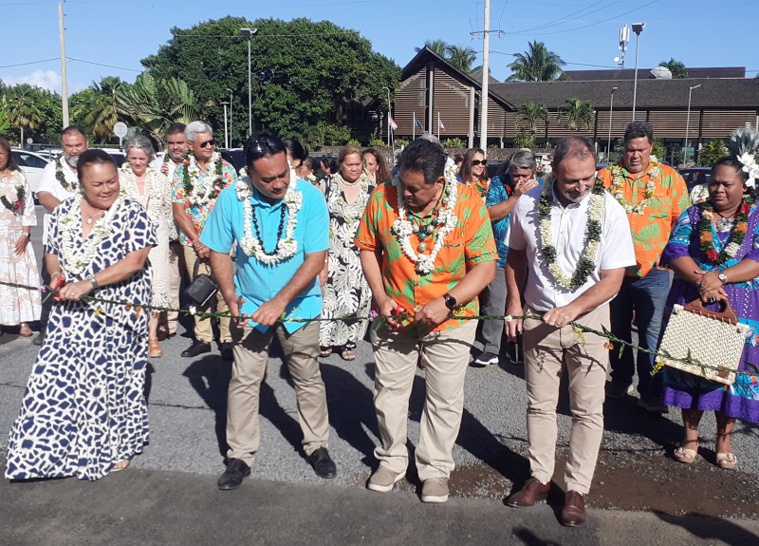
[507, 182, 635, 312]
[36, 156, 78, 247]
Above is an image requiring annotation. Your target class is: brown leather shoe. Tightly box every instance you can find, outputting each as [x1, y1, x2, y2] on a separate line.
[561, 490, 587, 527]
[148, 338, 162, 358]
[506, 477, 550, 508]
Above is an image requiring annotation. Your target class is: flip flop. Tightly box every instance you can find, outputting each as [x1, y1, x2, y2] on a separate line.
[716, 452, 737, 469]
[673, 446, 697, 464]
[340, 348, 356, 361]
[319, 347, 333, 358]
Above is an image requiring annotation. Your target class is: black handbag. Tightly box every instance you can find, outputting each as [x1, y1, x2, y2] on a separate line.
[185, 258, 219, 307]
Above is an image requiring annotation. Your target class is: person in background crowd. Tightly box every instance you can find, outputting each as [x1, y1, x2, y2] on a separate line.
[473, 151, 539, 367]
[201, 131, 336, 489]
[319, 146, 375, 361]
[453, 153, 465, 176]
[505, 136, 635, 526]
[598, 121, 690, 412]
[120, 135, 175, 358]
[0, 137, 41, 336]
[459, 147, 490, 200]
[33, 126, 89, 346]
[362, 148, 392, 185]
[283, 138, 308, 183]
[298, 157, 322, 189]
[172, 121, 237, 360]
[6, 150, 155, 481]
[660, 130, 759, 470]
[151, 123, 188, 340]
[356, 138, 496, 503]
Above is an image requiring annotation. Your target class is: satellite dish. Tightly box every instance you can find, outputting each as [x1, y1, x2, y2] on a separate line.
[649, 66, 672, 80]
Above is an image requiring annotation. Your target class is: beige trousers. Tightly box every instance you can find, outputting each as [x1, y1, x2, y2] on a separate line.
[370, 320, 476, 481]
[163, 242, 184, 335]
[182, 245, 230, 343]
[226, 320, 330, 465]
[522, 304, 610, 495]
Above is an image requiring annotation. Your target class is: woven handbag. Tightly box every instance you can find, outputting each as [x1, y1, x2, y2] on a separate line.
[657, 298, 748, 385]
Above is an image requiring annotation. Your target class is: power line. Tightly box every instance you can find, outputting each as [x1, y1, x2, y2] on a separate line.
[0, 58, 60, 70]
[490, 50, 618, 69]
[66, 58, 143, 72]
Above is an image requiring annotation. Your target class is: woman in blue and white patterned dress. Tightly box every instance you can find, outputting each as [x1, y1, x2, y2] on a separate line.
[5, 149, 156, 481]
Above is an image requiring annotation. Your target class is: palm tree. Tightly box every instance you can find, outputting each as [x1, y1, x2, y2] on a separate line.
[445, 45, 478, 73]
[6, 84, 43, 145]
[506, 40, 565, 82]
[659, 58, 688, 79]
[80, 76, 124, 143]
[416, 39, 449, 57]
[516, 102, 549, 137]
[559, 98, 595, 132]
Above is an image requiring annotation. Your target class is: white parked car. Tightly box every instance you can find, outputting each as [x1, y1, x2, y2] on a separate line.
[11, 148, 50, 195]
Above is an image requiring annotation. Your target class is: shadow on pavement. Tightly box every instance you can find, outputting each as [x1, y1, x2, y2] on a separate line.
[655, 511, 759, 545]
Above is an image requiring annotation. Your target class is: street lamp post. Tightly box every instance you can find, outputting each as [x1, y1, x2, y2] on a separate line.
[221, 101, 229, 148]
[684, 83, 702, 166]
[631, 23, 645, 121]
[226, 88, 233, 147]
[382, 86, 392, 148]
[240, 27, 258, 137]
[607, 86, 618, 160]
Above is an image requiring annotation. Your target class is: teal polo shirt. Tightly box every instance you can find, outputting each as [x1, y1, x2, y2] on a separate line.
[201, 178, 329, 333]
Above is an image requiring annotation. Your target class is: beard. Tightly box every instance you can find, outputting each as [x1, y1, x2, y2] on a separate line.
[65, 155, 79, 168]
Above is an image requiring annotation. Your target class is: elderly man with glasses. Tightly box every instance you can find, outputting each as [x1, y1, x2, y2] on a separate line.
[172, 121, 238, 360]
[201, 131, 336, 489]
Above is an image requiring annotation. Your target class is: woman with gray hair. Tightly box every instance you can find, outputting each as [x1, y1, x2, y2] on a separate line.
[121, 134, 176, 357]
[474, 150, 540, 366]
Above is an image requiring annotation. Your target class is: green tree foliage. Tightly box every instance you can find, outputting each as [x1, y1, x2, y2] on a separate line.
[416, 40, 478, 73]
[73, 77, 124, 144]
[416, 39, 448, 57]
[142, 17, 400, 146]
[0, 83, 61, 145]
[558, 98, 594, 132]
[513, 127, 536, 149]
[516, 102, 549, 141]
[659, 58, 688, 79]
[506, 41, 565, 82]
[6, 84, 43, 145]
[441, 137, 465, 148]
[698, 139, 729, 166]
[652, 139, 666, 160]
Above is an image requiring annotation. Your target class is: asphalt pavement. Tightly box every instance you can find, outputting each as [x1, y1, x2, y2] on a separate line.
[1, 206, 758, 545]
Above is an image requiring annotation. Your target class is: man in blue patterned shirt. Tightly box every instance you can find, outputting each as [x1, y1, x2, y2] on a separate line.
[474, 150, 540, 366]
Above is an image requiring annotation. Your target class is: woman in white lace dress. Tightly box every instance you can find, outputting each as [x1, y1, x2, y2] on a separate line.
[0, 138, 41, 336]
[120, 135, 175, 357]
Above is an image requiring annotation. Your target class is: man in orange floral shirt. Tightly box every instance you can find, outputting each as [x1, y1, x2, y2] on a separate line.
[355, 138, 496, 503]
[598, 121, 690, 411]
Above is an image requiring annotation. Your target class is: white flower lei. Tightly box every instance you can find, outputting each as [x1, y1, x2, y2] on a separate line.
[58, 193, 124, 277]
[391, 158, 459, 275]
[184, 152, 224, 206]
[119, 165, 164, 206]
[609, 155, 661, 214]
[236, 176, 303, 264]
[538, 176, 605, 290]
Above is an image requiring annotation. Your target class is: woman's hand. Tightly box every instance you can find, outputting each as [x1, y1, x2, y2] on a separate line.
[14, 234, 29, 256]
[696, 269, 723, 296]
[56, 280, 93, 302]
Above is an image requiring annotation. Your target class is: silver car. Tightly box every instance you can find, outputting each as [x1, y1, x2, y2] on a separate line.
[11, 149, 50, 195]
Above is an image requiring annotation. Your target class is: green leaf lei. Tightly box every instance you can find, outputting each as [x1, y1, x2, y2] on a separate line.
[0, 176, 25, 212]
[55, 154, 78, 193]
[182, 152, 225, 206]
[537, 174, 605, 290]
[698, 197, 753, 265]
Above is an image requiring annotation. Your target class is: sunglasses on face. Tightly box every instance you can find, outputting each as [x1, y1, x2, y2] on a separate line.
[198, 139, 216, 148]
[472, 159, 487, 166]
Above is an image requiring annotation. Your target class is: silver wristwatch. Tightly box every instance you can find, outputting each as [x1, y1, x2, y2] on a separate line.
[718, 272, 728, 285]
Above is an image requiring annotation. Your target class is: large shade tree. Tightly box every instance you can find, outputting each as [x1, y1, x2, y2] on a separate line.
[506, 41, 565, 82]
[142, 16, 400, 146]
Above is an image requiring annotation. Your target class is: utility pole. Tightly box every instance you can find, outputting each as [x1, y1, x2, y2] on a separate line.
[59, 2, 69, 128]
[470, 0, 502, 152]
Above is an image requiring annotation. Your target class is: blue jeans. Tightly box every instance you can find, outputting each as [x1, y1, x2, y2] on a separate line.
[609, 267, 672, 397]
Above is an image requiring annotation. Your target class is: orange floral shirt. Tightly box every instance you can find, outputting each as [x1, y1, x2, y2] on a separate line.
[599, 162, 690, 277]
[355, 181, 497, 336]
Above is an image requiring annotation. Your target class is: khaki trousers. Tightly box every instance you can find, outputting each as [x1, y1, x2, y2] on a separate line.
[182, 245, 230, 343]
[227, 320, 330, 465]
[522, 304, 609, 495]
[163, 242, 184, 335]
[371, 320, 476, 481]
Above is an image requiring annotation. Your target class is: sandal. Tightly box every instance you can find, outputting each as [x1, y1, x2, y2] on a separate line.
[148, 338, 162, 358]
[716, 452, 738, 469]
[19, 323, 33, 337]
[319, 347, 333, 358]
[111, 460, 130, 472]
[340, 348, 356, 361]
[673, 446, 698, 464]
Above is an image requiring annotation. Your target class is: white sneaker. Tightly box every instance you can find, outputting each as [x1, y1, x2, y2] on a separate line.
[367, 467, 406, 493]
[421, 477, 449, 503]
[473, 351, 499, 367]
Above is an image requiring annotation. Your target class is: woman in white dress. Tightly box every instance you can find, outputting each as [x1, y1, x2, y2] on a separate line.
[120, 135, 175, 357]
[0, 137, 41, 336]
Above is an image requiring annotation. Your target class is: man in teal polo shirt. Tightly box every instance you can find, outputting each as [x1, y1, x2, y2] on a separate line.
[201, 131, 336, 490]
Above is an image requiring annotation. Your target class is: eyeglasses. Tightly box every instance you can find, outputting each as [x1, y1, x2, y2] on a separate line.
[471, 159, 488, 166]
[198, 139, 216, 148]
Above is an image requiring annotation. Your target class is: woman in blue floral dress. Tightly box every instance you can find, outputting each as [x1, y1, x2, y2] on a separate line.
[660, 153, 759, 470]
[5, 149, 156, 481]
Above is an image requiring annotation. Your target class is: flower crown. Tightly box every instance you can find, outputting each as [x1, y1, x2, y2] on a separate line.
[727, 127, 759, 189]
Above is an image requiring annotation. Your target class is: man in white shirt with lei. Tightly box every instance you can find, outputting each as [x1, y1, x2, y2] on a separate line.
[34, 126, 89, 346]
[505, 136, 635, 527]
